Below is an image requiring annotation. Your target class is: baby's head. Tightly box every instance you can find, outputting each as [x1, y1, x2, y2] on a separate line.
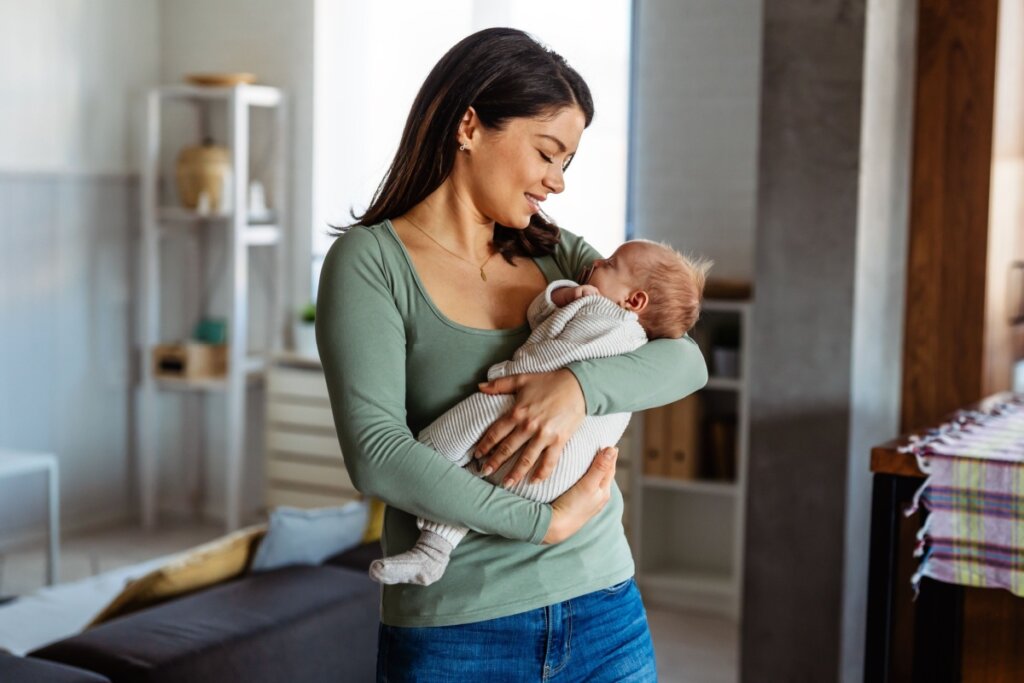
[580, 240, 712, 339]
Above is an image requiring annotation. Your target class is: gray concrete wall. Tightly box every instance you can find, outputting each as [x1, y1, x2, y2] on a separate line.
[741, 1, 916, 680]
[741, 1, 868, 680]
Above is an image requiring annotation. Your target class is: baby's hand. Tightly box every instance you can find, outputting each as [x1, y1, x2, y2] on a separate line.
[551, 284, 601, 307]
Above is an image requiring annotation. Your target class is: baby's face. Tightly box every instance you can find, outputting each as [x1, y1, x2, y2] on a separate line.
[579, 242, 650, 307]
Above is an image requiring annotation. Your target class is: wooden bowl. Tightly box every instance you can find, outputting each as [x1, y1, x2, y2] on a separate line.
[185, 72, 257, 87]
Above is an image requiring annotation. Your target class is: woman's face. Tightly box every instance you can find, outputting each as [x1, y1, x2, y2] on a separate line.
[457, 105, 586, 229]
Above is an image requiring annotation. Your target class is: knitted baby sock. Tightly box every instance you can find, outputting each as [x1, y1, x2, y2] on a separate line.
[368, 530, 455, 586]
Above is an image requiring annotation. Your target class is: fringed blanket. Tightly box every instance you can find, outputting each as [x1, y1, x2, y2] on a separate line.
[901, 396, 1024, 595]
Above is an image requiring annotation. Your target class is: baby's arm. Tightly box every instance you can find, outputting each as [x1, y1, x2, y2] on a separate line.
[527, 279, 601, 327]
[551, 282, 601, 307]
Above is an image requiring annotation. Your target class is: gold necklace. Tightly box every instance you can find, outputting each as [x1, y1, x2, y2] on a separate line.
[404, 214, 497, 282]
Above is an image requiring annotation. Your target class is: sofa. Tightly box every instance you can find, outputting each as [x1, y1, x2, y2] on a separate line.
[0, 541, 383, 682]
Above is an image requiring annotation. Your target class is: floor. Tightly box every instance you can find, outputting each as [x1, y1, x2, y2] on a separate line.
[0, 523, 739, 682]
[0, 520, 225, 597]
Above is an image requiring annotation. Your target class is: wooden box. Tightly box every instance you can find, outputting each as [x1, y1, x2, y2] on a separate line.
[152, 342, 227, 379]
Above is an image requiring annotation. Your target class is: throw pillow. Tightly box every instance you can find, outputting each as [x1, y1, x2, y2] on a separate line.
[250, 500, 369, 572]
[86, 523, 267, 628]
[362, 497, 385, 543]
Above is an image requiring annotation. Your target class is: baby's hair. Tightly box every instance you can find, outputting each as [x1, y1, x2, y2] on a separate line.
[632, 240, 713, 339]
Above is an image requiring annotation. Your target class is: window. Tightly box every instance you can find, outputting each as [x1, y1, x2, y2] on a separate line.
[312, 0, 632, 295]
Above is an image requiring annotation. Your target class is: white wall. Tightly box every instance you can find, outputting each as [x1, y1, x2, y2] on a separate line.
[0, 0, 159, 174]
[0, 0, 161, 549]
[632, 0, 762, 280]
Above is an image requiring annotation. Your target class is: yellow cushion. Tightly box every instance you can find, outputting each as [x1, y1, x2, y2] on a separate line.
[361, 498, 385, 542]
[87, 523, 267, 628]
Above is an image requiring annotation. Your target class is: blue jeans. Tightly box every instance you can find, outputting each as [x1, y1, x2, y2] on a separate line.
[376, 577, 657, 682]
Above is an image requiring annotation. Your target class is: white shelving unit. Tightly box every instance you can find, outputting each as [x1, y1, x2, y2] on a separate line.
[137, 84, 288, 533]
[631, 298, 752, 618]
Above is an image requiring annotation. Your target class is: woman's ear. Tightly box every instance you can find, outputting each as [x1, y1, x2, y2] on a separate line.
[457, 106, 480, 149]
[625, 290, 649, 313]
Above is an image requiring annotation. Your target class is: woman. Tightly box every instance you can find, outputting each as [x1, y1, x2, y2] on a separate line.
[317, 28, 707, 681]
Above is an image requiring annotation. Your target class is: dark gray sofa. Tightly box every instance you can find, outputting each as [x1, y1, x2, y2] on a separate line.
[0, 541, 382, 682]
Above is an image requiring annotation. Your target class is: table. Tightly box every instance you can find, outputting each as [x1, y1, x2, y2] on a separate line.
[864, 392, 1024, 683]
[0, 450, 60, 586]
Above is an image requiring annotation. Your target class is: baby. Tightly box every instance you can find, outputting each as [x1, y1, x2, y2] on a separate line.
[369, 239, 712, 586]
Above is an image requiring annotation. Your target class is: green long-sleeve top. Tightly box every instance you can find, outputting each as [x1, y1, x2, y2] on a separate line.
[316, 219, 708, 627]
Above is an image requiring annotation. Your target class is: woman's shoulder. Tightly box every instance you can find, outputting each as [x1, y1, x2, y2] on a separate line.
[322, 221, 393, 269]
[319, 221, 404, 293]
[547, 226, 601, 280]
[326, 221, 388, 253]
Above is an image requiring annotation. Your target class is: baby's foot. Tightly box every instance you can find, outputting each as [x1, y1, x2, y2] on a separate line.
[368, 531, 454, 586]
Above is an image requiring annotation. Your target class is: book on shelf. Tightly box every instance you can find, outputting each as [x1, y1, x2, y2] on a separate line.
[702, 414, 737, 481]
[643, 404, 670, 477]
[643, 395, 703, 481]
[667, 396, 701, 479]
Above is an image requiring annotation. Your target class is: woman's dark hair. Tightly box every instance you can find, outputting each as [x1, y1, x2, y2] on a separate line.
[333, 27, 594, 262]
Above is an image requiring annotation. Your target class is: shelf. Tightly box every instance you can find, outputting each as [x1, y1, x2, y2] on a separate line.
[156, 83, 283, 107]
[158, 206, 225, 222]
[140, 82, 288, 534]
[702, 299, 752, 314]
[705, 376, 742, 391]
[156, 209, 281, 245]
[243, 226, 282, 245]
[158, 206, 278, 224]
[643, 476, 738, 496]
[635, 296, 750, 619]
[273, 351, 323, 369]
[154, 373, 264, 393]
[153, 356, 269, 392]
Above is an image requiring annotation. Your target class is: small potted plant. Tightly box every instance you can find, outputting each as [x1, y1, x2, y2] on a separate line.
[294, 302, 318, 357]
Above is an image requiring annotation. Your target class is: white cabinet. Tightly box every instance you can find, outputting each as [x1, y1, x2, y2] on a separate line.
[264, 355, 361, 510]
[136, 84, 288, 532]
[631, 298, 752, 618]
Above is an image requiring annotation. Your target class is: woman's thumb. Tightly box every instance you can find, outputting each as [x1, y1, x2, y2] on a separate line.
[479, 376, 515, 394]
[590, 446, 618, 485]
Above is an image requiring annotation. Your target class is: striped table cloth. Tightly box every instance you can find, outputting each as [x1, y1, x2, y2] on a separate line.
[901, 396, 1024, 595]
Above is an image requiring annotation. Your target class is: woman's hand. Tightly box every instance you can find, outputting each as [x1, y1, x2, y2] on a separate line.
[474, 369, 586, 488]
[543, 446, 618, 544]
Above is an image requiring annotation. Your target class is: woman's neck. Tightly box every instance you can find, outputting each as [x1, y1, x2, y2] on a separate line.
[402, 180, 494, 261]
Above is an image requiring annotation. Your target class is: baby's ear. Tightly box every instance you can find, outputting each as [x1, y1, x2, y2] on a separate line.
[625, 290, 649, 312]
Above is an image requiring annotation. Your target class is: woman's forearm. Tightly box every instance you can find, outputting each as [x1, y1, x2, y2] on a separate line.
[341, 419, 552, 544]
[553, 228, 709, 415]
[566, 334, 708, 415]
